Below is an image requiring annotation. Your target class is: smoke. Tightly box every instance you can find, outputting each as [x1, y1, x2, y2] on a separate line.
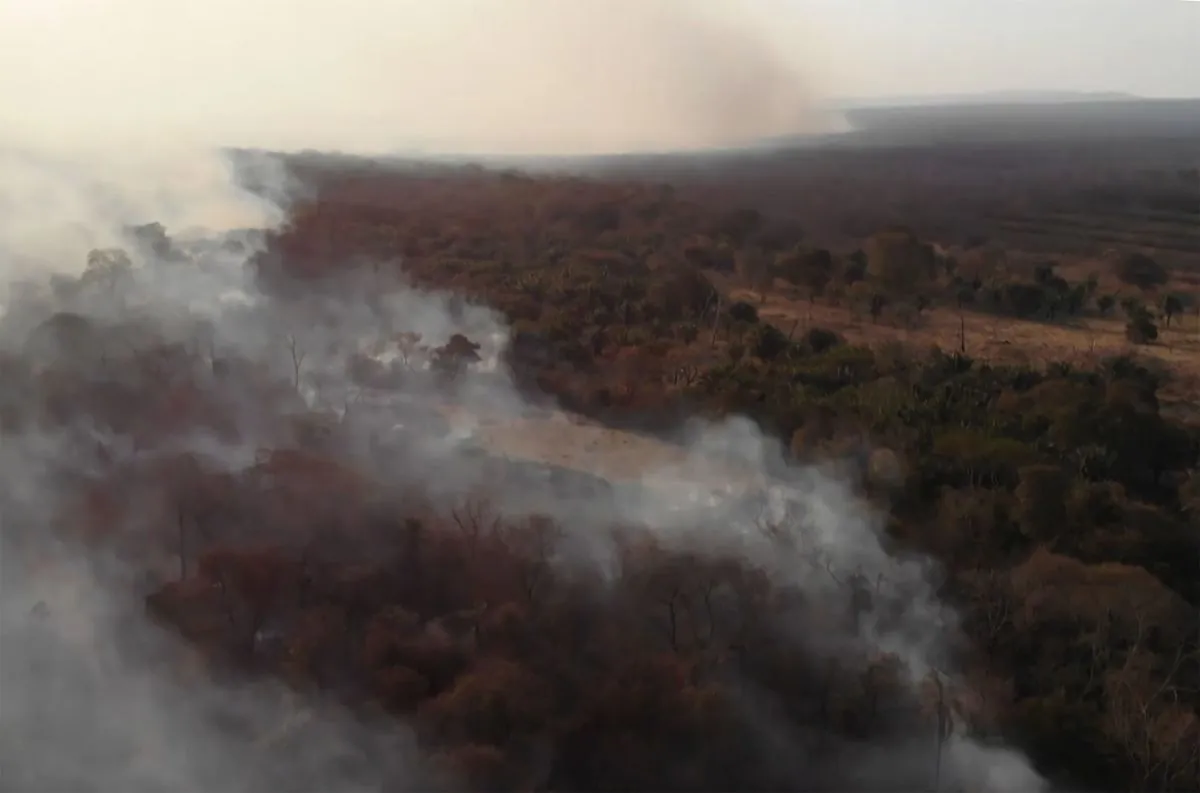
[0, 1, 1044, 789]
[0, 536, 435, 791]
[0, 147, 290, 298]
[0, 162, 1050, 791]
[0, 0, 836, 290]
[0, 0, 838, 157]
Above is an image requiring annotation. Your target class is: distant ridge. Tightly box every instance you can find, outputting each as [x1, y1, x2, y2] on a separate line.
[833, 90, 1141, 111]
[240, 94, 1197, 170]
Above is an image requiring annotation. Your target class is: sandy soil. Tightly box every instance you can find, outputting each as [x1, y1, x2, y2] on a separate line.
[436, 403, 770, 497]
[439, 405, 683, 479]
[715, 276, 1200, 421]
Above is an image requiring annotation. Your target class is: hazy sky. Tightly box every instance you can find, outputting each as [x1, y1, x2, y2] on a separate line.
[1, 0, 1197, 155]
[782, 0, 1200, 100]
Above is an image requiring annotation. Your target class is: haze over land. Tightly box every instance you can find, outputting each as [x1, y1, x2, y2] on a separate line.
[3, 0, 1198, 158]
[1, 0, 834, 156]
[1, 2, 1198, 792]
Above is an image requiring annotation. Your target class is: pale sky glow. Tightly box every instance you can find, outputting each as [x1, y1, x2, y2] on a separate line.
[784, 0, 1200, 101]
[0, 0, 1197, 155]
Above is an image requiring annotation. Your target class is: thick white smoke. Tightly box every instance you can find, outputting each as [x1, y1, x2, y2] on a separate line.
[0, 151, 1049, 792]
[0, 1, 1042, 789]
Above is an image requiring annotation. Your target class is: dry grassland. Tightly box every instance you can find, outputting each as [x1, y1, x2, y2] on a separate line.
[725, 283, 1200, 421]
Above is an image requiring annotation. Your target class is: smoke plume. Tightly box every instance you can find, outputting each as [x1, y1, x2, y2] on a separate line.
[0, 1, 1043, 790]
[0, 0, 837, 157]
[0, 163, 1051, 791]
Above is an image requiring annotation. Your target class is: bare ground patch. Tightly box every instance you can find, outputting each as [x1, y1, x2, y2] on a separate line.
[722, 283, 1200, 422]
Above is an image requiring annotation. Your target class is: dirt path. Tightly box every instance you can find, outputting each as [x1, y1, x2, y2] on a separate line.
[440, 406, 682, 480]
[436, 270, 1200, 481]
[709, 272, 1200, 421]
[436, 403, 771, 496]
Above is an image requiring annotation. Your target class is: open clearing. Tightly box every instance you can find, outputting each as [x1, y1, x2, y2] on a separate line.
[713, 280, 1200, 421]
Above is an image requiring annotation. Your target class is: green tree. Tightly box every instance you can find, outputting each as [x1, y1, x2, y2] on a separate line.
[647, 267, 715, 322]
[432, 333, 482, 379]
[735, 248, 772, 300]
[777, 248, 834, 305]
[868, 293, 888, 323]
[752, 324, 789, 361]
[1120, 296, 1143, 319]
[1125, 312, 1158, 345]
[864, 227, 937, 300]
[727, 301, 759, 325]
[1160, 293, 1184, 328]
[1014, 465, 1070, 541]
[1114, 252, 1168, 292]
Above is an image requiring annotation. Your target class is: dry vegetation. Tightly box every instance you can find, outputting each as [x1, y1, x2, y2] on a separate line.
[263, 143, 1200, 791]
[724, 278, 1200, 421]
[7, 128, 1200, 792]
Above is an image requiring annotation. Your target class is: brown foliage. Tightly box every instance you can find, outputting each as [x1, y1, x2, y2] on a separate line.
[25, 157, 1200, 792]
